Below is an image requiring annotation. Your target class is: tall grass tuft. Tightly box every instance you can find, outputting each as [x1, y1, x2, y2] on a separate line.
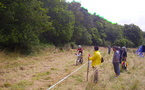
[10, 80, 33, 90]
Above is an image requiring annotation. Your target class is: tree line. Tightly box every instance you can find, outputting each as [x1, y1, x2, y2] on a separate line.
[0, 0, 145, 53]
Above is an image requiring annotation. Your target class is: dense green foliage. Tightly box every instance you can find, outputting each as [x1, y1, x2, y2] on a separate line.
[0, 0, 52, 52]
[0, 0, 145, 52]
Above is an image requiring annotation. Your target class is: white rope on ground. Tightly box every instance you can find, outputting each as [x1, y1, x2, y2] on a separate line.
[47, 63, 87, 90]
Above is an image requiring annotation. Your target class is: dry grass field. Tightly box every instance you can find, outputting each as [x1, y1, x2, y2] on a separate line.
[0, 46, 145, 90]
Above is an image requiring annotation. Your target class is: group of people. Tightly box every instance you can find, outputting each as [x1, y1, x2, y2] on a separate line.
[112, 46, 128, 78]
[76, 45, 103, 83]
[76, 45, 128, 83]
[76, 45, 102, 68]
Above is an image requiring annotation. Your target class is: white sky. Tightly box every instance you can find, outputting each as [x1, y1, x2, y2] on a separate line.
[66, 0, 145, 31]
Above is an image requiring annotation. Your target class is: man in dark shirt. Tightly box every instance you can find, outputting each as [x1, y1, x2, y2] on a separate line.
[112, 46, 120, 78]
[121, 47, 127, 61]
[121, 46, 127, 70]
[108, 45, 111, 54]
[119, 47, 123, 64]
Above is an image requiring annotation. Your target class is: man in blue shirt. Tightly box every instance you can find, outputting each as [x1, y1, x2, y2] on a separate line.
[112, 46, 120, 78]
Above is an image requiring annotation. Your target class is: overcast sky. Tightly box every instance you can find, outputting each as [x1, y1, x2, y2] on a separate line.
[66, 0, 145, 31]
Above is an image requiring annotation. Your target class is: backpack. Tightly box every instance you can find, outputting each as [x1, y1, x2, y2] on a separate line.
[101, 57, 104, 63]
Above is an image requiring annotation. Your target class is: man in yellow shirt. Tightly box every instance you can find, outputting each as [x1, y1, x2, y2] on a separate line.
[88, 46, 102, 83]
[89, 46, 102, 67]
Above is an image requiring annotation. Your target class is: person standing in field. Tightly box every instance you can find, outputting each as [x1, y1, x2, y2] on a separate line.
[121, 46, 128, 70]
[88, 46, 102, 83]
[108, 45, 111, 54]
[121, 46, 127, 61]
[118, 46, 123, 64]
[112, 46, 120, 78]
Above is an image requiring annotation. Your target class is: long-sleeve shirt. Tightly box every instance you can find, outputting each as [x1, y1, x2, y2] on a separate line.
[122, 51, 127, 57]
[113, 50, 120, 63]
[89, 50, 102, 67]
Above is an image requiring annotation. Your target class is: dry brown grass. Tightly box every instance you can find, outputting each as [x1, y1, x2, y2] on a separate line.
[0, 46, 145, 90]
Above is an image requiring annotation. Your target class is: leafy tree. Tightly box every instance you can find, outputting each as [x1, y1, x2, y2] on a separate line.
[78, 27, 92, 45]
[113, 38, 134, 47]
[1, 0, 144, 53]
[95, 21, 104, 32]
[68, 2, 84, 22]
[104, 23, 123, 44]
[41, 0, 75, 45]
[124, 24, 143, 47]
[71, 24, 83, 43]
[90, 28, 102, 45]
[0, 0, 52, 51]
[80, 8, 93, 29]
[143, 32, 145, 44]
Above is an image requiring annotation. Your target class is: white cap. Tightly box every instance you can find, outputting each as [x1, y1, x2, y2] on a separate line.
[122, 46, 127, 51]
[78, 45, 81, 48]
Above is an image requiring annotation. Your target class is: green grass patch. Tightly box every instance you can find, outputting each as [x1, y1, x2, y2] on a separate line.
[1, 82, 11, 88]
[127, 71, 131, 74]
[37, 71, 51, 76]
[32, 71, 51, 80]
[71, 74, 83, 82]
[86, 82, 99, 90]
[64, 69, 68, 72]
[50, 68, 57, 70]
[130, 80, 139, 90]
[10, 80, 33, 90]
[109, 75, 115, 81]
[43, 77, 51, 80]
[2, 60, 36, 69]
[112, 83, 122, 89]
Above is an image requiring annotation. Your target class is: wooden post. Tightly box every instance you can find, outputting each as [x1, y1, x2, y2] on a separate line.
[87, 54, 90, 81]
